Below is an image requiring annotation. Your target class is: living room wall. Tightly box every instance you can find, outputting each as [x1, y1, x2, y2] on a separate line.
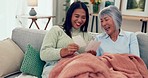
[0, 0, 146, 40]
[0, 0, 53, 40]
[0, 0, 19, 40]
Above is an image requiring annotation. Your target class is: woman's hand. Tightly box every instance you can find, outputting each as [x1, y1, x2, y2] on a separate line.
[60, 43, 79, 58]
[67, 43, 79, 54]
[87, 50, 96, 56]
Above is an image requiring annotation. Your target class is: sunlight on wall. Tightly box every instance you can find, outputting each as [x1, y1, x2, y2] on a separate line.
[0, 0, 53, 40]
[0, 0, 18, 40]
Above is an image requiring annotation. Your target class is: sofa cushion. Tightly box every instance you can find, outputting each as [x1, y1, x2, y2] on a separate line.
[20, 44, 45, 78]
[136, 32, 148, 68]
[0, 38, 24, 77]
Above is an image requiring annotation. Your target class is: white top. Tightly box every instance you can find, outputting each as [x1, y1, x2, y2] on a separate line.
[95, 30, 140, 57]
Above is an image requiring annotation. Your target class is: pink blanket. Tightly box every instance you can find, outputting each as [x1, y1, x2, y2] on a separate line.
[49, 53, 148, 78]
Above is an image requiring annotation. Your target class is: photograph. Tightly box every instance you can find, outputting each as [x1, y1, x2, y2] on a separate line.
[121, 0, 148, 17]
[126, 0, 145, 11]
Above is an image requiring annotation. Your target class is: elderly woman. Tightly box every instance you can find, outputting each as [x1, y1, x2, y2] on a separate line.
[95, 5, 140, 57]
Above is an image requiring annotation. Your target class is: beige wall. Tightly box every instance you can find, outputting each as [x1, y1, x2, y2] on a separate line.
[122, 19, 143, 32]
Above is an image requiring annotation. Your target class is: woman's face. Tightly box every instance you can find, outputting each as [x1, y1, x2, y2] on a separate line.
[71, 8, 86, 29]
[100, 15, 116, 35]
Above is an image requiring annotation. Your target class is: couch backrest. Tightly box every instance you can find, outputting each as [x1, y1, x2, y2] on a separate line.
[11, 27, 47, 53]
[136, 32, 148, 68]
[11, 27, 148, 68]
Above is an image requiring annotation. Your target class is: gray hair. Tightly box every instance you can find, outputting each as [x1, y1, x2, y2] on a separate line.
[99, 5, 122, 30]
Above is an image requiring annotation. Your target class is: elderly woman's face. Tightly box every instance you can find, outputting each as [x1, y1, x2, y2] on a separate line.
[100, 15, 116, 35]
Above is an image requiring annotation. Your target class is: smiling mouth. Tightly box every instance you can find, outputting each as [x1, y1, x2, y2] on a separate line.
[105, 27, 110, 31]
[76, 22, 81, 26]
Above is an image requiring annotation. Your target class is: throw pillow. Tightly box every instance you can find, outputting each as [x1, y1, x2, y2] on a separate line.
[20, 44, 45, 78]
[0, 38, 24, 77]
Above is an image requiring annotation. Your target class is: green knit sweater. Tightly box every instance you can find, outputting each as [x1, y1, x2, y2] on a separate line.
[40, 26, 93, 63]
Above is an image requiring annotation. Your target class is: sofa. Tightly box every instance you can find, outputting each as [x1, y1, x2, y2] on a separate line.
[0, 27, 148, 78]
[0, 27, 47, 78]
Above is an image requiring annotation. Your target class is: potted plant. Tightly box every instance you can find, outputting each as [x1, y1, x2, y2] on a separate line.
[90, 0, 102, 13]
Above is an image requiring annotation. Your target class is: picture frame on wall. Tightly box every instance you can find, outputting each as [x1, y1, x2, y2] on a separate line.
[121, 0, 148, 17]
[104, 0, 121, 10]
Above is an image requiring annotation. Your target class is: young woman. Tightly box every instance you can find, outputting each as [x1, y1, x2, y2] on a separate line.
[40, 1, 95, 78]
